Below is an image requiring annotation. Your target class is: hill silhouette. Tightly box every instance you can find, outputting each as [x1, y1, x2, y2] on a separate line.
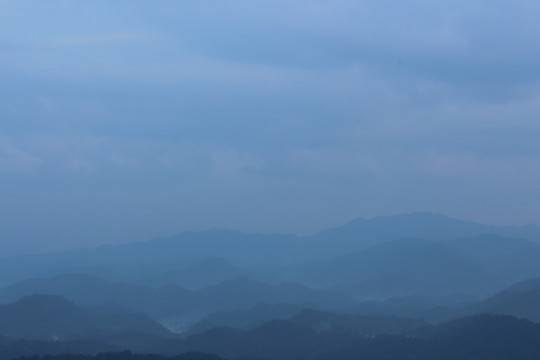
[0, 294, 171, 341]
[2, 212, 540, 290]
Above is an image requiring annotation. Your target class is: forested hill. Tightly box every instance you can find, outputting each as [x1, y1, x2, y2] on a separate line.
[12, 352, 224, 360]
[8, 314, 540, 360]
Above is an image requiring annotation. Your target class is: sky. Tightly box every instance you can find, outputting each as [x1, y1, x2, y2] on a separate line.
[1, 0, 540, 255]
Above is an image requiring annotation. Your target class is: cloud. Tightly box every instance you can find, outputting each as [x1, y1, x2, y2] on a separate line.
[286, 147, 381, 178]
[42, 33, 157, 48]
[108, 153, 141, 169]
[1, 1, 540, 253]
[121, 0, 540, 91]
[37, 96, 58, 112]
[64, 156, 97, 175]
[211, 149, 265, 181]
[2, 0, 538, 104]
[0, 142, 42, 173]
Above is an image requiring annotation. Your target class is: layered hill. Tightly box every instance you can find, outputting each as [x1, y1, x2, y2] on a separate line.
[151, 313, 540, 360]
[0, 274, 352, 329]
[461, 276, 540, 322]
[2, 213, 540, 289]
[0, 294, 171, 341]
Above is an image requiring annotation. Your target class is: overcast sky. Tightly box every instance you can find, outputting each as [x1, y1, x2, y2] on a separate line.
[1, 0, 540, 255]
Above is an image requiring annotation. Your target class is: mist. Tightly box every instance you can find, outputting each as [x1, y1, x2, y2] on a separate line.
[2, 0, 540, 255]
[2, 1, 540, 360]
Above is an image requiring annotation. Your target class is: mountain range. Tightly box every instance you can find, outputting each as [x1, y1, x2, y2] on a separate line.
[2, 212, 540, 288]
[2, 212, 540, 359]
[0, 294, 171, 342]
[0, 274, 352, 330]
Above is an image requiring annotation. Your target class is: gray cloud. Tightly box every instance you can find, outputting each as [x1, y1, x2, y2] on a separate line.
[0, 0, 539, 255]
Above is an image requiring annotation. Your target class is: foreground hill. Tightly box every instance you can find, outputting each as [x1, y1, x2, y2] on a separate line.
[0, 294, 171, 342]
[0, 274, 352, 329]
[152, 313, 540, 360]
[0, 338, 117, 360]
[185, 303, 304, 335]
[6, 350, 222, 360]
[186, 306, 423, 336]
[3, 305, 540, 360]
[288, 309, 424, 335]
[12, 352, 224, 360]
[415, 314, 540, 359]
[0, 274, 200, 320]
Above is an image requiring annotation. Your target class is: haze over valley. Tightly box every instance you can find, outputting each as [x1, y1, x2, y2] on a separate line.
[2, 1, 540, 359]
[2, 213, 540, 359]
